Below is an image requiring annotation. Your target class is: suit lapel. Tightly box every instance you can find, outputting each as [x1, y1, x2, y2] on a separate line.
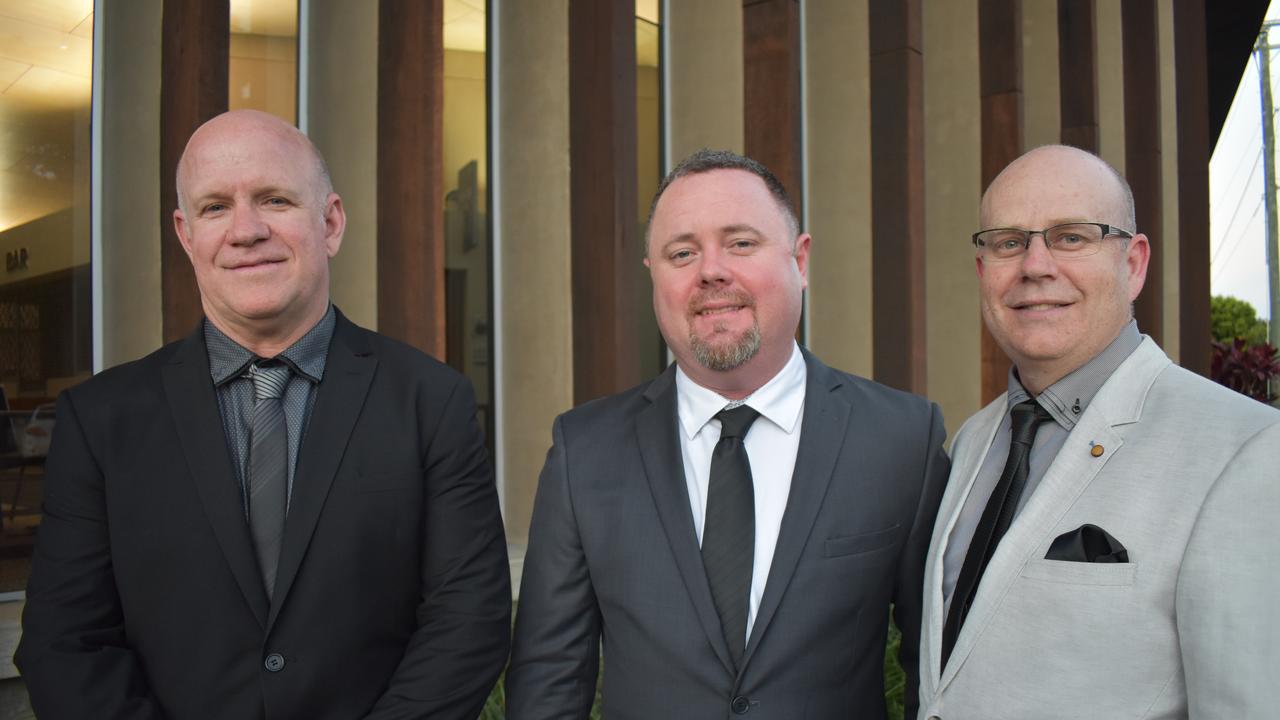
[936, 339, 1168, 691]
[939, 418, 1122, 689]
[922, 397, 1005, 692]
[162, 326, 269, 629]
[743, 352, 848, 664]
[635, 367, 737, 676]
[267, 314, 376, 631]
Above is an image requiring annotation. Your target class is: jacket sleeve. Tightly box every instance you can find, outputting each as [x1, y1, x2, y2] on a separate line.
[363, 377, 512, 720]
[505, 415, 602, 720]
[1177, 420, 1280, 718]
[15, 391, 166, 720]
[894, 402, 950, 720]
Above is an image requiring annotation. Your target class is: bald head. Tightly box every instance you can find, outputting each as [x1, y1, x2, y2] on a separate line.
[975, 143, 1150, 394]
[176, 110, 333, 216]
[981, 144, 1135, 233]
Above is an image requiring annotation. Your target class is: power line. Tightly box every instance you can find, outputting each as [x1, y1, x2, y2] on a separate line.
[1211, 129, 1261, 210]
[1211, 150, 1264, 262]
[1212, 198, 1263, 282]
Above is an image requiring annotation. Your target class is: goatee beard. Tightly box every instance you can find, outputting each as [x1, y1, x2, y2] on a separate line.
[690, 322, 761, 371]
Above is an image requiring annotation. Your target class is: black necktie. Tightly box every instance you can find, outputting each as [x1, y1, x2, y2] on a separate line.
[942, 399, 1052, 667]
[702, 405, 761, 670]
[247, 362, 291, 600]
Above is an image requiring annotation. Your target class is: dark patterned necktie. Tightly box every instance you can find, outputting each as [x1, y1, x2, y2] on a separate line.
[702, 405, 761, 670]
[942, 399, 1052, 666]
[247, 362, 291, 599]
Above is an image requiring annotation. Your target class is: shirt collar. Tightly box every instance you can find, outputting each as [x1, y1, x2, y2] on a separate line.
[1007, 319, 1142, 430]
[204, 305, 336, 386]
[675, 342, 807, 440]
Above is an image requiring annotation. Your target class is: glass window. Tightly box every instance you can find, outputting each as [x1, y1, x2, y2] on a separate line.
[0, 1, 94, 600]
[229, 0, 298, 123]
[636, 3, 665, 377]
[443, 0, 493, 444]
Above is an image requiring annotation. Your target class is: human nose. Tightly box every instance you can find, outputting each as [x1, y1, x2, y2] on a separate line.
[227, 204, 269, 245]
[696, 246, 732, 285]
[1018, 231, 1057, 276]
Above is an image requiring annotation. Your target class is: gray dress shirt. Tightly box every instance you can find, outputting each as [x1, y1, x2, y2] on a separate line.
[942, 320, 1142, 611]
[203, 306, 335, 516]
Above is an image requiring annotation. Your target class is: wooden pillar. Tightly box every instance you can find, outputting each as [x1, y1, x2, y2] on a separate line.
[159, 0, 228, 343]
[1173, 0, 1211, 375]
[1058, 0, 1098, 152]
[1122, 0, 1163, 346]
[569, 0, 641, 405]
[869, 0, 926, 394]
[979, 0, 1022, 403]
[743, 0, 803, 200]
[377, 0, 445, 357]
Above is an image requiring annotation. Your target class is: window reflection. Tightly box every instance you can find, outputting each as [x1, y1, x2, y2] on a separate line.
[229, 0, 298, 123]
[443, 0, 492, 444]
[0, 2, 94, 593]
[636, 5, 664, 377]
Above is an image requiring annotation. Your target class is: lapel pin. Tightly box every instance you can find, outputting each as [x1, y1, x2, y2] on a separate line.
[1089, 442, 1104, 457]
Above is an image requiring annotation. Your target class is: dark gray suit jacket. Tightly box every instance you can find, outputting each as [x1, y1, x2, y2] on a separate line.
[507, 350, 949, 719]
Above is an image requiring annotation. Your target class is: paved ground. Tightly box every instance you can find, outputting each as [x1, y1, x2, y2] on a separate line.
[0, 600, 18, 680]
[0, 678, 33, 720]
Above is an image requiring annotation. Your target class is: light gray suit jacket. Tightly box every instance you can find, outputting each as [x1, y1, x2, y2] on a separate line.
[919, 338, 1280, 719]
[508, 350, 949, 719]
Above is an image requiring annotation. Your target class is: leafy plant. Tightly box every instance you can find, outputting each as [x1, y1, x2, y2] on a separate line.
[1211, 338, 1280, 403]
[1210, 295, 1268, 346]
[884, 620, 905, 720]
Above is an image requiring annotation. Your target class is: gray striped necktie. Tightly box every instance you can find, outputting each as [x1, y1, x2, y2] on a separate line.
[247, 362, 291, 599]
[702, 405, 760, 670]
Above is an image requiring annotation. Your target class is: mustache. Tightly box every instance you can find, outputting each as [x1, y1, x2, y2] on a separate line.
[687, 288, 755, 314]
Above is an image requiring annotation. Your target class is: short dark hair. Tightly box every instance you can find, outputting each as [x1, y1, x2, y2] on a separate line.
[644, 149, 800, 251]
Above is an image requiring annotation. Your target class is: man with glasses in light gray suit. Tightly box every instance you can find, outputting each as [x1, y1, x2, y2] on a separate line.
[919, 144, 1280, 719]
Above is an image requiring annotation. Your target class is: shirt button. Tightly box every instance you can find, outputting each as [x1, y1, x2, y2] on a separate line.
[731, 695, 750, 714]
[264, 653, 286, 672]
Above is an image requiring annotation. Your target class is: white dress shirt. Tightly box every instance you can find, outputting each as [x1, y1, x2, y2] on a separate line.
[675, 342, 807, 641]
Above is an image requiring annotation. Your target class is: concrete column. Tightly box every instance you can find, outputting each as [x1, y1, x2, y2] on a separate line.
[804, 0, 872, 378]
[1095, 0, 1125, 173]
[665, 0, 744, 162]
[1022, 0, 1060, 149]
[495, 1, 574, 547]
[100, 0, 163, 367]
[308, 0, 377, 330]
[1158, 1, 1181, 361]
[924, 0, 983, 434]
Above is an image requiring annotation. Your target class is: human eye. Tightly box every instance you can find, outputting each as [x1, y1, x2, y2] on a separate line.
[669, 248, 695, 264]
[983, 231, 1025, 256]
[201, 202, 227, 216]
[264, 196, 291, 208]
[1049, 225, 1094, 252]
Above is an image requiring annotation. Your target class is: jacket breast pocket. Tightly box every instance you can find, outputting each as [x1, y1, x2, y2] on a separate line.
[357, 468, 422, 494]
[1020, 558, 1138, 586]
[823, 524, 899, 558]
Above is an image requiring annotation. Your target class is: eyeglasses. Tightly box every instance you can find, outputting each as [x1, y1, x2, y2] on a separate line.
[972, 222, 1133, 261]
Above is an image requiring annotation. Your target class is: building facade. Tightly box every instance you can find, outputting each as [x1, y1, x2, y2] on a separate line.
[0, 2, 1262, 672]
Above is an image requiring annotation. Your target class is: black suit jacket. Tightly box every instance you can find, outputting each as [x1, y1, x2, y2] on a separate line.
[16, 310, 510, 719]
[507, 351, 949, 719]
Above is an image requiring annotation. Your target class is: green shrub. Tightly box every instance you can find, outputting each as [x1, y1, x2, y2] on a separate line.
[1210, 295, 1269, 347]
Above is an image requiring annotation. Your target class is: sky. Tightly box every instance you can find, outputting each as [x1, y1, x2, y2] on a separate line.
[1208, 0, 1280, 322]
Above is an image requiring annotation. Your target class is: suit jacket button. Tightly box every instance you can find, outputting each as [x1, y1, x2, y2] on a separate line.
[264, 653, 286, 672]
[731, 696, 750, 714]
